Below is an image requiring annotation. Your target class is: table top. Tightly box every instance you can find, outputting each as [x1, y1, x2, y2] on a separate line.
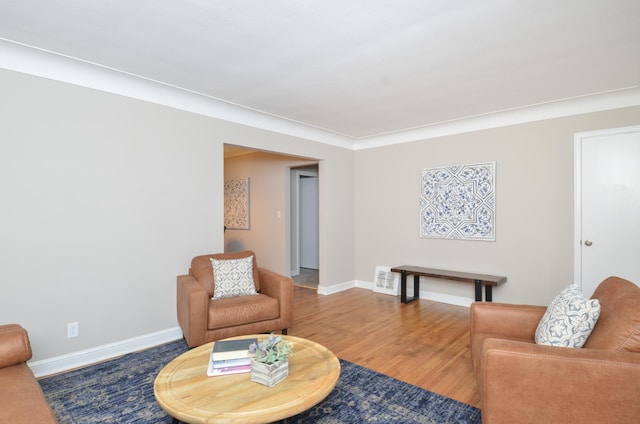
[154, 334, 341, 423]
[390, 265, 507, 285]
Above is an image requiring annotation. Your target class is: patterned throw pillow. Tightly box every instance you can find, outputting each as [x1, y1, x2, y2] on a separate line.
[211, 256, 258, 299]
[535, 284, 601, 348]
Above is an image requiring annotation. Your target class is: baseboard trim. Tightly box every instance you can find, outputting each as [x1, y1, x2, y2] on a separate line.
[317, 280, 357, 295]
[321, 280, 473, 307]
[420, 290, 473, 308]
[355, 280, 373, 290]
[29, 327, 183, 378]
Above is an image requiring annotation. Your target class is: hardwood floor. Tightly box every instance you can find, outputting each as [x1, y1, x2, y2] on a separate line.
[290, 286, 480, 408]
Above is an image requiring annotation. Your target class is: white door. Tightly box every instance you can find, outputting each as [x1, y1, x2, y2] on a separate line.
[575, 125, 640, 297]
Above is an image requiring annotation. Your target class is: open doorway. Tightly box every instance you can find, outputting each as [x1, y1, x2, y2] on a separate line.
[290, 165, 319, 289]
[223, 144, 320, 287]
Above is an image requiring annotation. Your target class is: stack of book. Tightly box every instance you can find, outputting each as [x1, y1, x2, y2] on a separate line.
[206, 337, 257, 377]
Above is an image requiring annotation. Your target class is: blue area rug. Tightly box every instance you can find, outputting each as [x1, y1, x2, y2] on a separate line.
[39, 339, 481, 423]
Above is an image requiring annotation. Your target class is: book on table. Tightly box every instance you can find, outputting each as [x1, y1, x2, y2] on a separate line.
[212, 356, 252, 368]
[207, 363, 252, 377]
[207, 338, 257, 377]
[211, 337, 258, 360]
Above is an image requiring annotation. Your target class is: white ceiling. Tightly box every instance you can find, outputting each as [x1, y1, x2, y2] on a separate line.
[1, 0, 639, 148]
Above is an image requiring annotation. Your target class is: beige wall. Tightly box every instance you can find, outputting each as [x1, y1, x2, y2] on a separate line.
[1, 66, 637, 364]
[0, 70, 223, 361]
[354, 106, 640, 305]
[0, 69, 355, 362]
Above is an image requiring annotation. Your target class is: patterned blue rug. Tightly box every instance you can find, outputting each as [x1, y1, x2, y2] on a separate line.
[39, 339, 481, 423]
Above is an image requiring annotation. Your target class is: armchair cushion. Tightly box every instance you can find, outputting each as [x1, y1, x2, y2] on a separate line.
[535, 283, 600, 348]
[208, 294, 280, 330]
[211, 256, 258, 299]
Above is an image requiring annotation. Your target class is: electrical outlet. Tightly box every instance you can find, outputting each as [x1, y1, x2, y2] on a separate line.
[67, 322, 79, 338]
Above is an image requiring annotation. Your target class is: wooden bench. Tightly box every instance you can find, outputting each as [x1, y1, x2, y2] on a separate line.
[389, 266, 507, 304]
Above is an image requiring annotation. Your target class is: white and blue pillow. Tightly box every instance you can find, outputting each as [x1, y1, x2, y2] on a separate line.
[211, 256, 258, 299]
[535, 284, 600, 348]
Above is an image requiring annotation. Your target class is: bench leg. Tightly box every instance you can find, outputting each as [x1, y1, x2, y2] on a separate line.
[484, 286, 493, 302]
[400, 272, 419, 304]
[400, 271, 408, 303]
[474, 280, 483, 301]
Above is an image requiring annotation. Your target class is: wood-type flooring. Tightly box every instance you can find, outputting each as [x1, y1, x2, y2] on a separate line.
[290, 286, 480, 408]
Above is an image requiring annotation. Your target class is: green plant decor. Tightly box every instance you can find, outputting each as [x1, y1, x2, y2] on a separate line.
[249, 334, 292, 365]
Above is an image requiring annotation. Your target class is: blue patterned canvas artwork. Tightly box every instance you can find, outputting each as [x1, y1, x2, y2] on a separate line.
[420, 162, 495, 241]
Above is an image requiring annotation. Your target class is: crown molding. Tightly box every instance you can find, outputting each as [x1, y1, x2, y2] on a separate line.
[0, 39, 356, 149]
[353, 87, 640, 150]
[2, 39, 638, 151]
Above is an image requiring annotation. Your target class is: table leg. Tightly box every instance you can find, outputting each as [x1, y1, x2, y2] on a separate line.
[474, 280, 482, 301]
[413, 275, 420, 302]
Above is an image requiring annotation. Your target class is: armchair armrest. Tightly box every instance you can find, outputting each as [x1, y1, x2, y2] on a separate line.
[471, 302, 545, 341]
[176, 275, 209, 348]
[482, 338, 640, 423]
[257, 267, 294, 328]
[0, 324, 32, 368]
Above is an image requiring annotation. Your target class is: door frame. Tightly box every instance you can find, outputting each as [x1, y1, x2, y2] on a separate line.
[573, 125, 640, 290]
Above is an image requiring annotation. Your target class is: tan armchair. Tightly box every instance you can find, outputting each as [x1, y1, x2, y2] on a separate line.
[0, 324, 58, 423]
[177, 251, 294, 348]
[470, 276, 640, 423]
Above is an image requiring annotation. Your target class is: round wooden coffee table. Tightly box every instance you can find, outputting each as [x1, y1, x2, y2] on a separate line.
[154, 335, 340, 423]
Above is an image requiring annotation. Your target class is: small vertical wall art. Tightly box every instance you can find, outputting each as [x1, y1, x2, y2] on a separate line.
[420, 162, 496, 241]
[224, 178, 250, 230]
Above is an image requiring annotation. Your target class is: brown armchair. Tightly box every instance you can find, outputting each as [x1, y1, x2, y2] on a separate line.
[470, 276, 640, 423]
[0, 324, 58, 423]
[177, 251, 294, 348]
